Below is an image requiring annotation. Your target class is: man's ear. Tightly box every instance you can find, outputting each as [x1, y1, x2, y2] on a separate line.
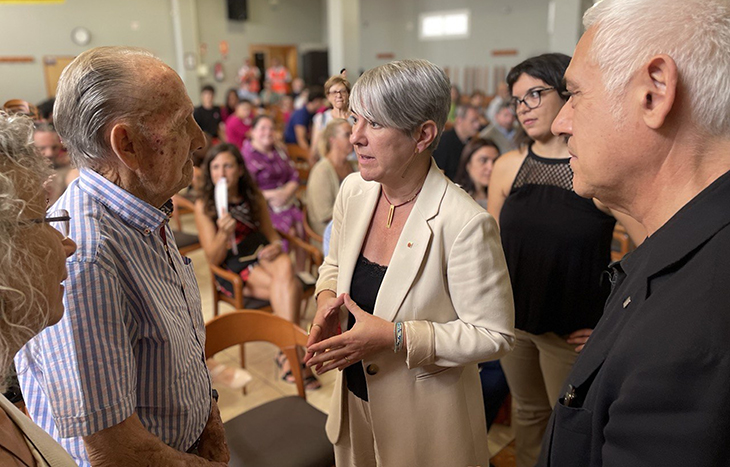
[414, 120, 438, 153]
[638, 54, 678, 130]
[109, 123, 141, 171]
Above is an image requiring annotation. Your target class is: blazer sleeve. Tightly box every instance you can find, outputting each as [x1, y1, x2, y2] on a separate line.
[405, 211, 515, 368]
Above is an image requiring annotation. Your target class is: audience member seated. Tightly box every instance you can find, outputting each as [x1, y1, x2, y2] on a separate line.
[454, 138, 501, 208]
[486, 82, 511, 123]
[194, 84, 223, 142]
[284, 87, 326, 153]
[468, 90, 490, 127]
[0, 111, 78, 466]
[33, 122, 68, 169]
[266, 57, 291, 96]
[15, 46, 229, 466]
[34, 122, 73, 205]
[220, 87, 239, 122]
[448, 84, 461, 123]
[194, 143, 320, 389]
[243, 115, 304, 242]
[479, 102, 517, 155]
[224, 99, 254, 149]
[237, 58, 261, 103]
[36, 97, 55, 123]
[432, 104, 481, 180]
[306, 119, 353, 239]
[290, 76, 305, 100]
[259, 79, 281, 107]
[278, 94, 294, 126]
[310, 75, 352, 160]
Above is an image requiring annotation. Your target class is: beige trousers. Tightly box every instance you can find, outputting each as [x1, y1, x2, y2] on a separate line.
[334, 389, 382, 467]
[500, 328, 579, 467]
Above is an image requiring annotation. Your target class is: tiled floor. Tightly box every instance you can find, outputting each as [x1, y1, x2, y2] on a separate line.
[180, 214, 515, 464]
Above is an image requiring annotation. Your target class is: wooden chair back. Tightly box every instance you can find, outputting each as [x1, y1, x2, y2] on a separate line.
[301, 204, 324, 245]
[3, 99, 39, 120]
[611, 224, 632, 262]
[205, 310, 310, 398]
[286, 143, 313, 183]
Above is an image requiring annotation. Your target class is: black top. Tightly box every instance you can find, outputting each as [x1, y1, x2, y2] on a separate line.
[193, 105, 222, 139]
[499, 146, 615, 335]
[539, 168, 730, 467]
[346, 254, 388, 401]
[432, 129, 465, 180]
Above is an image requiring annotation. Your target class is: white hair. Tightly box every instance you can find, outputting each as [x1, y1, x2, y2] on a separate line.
[584, 0, 730, 137]
[350, 59, 451, 151]
[0, 112, 53, 391]
[53, 46, 164, 168]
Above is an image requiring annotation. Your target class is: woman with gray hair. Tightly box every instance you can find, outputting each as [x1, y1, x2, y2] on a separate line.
[0, 111, 77, 465]
[304, 59, 515, 466]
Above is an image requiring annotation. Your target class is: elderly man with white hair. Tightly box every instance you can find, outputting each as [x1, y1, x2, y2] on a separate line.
[15, 47, 230, 466]
[539, 0, 730, 466]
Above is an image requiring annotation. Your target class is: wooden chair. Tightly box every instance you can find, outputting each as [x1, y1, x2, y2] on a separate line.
[205, 310, 334, 467]
[173, 229, 201, 256]
[210, 229, 322, 317]
[286, 143, 313, 184]
[301, 204, 324, 246]
[172, 191, 196, 232]
[3, 99, 39, 120]
[611, 224, 632, 262]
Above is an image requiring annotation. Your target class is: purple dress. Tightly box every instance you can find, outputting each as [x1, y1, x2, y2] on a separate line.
[241, 140, 303, 241]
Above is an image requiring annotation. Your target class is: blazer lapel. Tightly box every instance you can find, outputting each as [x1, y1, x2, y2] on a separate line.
[374, 159, 447, 323]
[338, 181, 380, 295]
[0, 405, 35, 467]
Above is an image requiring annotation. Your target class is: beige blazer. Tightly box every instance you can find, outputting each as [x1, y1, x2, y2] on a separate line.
[0, 395, 76, 467]
[316, 159, 515, 466]
[306, 157, 340, 237]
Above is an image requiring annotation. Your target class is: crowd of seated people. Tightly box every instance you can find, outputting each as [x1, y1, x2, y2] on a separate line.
[5, 2, 730, 463]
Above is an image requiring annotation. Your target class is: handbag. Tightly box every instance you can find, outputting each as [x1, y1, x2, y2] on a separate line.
[223, 230, 270, 273]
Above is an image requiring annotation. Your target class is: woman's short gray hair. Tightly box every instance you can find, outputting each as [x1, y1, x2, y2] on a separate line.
[54, 46, 162, 168]
[350, 59, 451, 151]
[0, 112, 53, 391]
[585, 0, 730, 136]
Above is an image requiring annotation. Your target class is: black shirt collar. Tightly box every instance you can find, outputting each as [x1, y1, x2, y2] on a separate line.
[621, 169, 730, 278]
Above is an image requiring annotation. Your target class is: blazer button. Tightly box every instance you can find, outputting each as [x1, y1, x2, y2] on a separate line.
[366, 364, 379, 375]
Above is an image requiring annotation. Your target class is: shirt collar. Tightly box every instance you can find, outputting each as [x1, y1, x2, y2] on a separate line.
[78, 168, 172, 236]
[621, 168, 730, 278]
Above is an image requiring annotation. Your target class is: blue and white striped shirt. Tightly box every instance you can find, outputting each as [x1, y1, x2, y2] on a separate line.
[15, 168, 211, 466]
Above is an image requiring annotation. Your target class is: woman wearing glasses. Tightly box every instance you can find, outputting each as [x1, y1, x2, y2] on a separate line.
[310, 75, 353, 161]
[0, 111, 77, 465]
[487, 54, 643, 467]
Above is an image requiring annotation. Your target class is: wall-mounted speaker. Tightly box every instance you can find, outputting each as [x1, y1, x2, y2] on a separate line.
[227, 0, 248, 21]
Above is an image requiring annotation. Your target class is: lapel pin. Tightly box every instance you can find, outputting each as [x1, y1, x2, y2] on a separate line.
[623, 296, 631, 308]
[407, 242, 413, 248]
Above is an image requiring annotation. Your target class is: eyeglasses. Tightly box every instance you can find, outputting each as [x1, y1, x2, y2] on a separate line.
[328, 89, 348, 96]
[25, 209, 71, 239]
[509, 87, 556, 111]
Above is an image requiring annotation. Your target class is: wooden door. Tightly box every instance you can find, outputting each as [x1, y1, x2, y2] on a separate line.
[249, 44, 298, 79]
[43, 56, 76, 98]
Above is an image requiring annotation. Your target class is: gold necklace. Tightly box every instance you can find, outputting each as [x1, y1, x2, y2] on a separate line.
[382, 188, 422, 228]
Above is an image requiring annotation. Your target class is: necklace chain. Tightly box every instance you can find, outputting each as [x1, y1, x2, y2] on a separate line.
[382, 187, 422, 228]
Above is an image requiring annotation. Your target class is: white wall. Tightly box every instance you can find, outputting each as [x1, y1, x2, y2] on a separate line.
[359, 0, 579, 94]
[195, 0, 325, 101]
[0, 0, 324, 106]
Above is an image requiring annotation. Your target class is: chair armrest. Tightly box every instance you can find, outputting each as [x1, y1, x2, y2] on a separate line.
[277, 229, 323, 266]
[210, 263, 243, 288]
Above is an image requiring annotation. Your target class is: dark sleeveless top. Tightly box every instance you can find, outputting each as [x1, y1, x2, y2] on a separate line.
[346, 254, 388, 401]
[499, 146, 615, 335]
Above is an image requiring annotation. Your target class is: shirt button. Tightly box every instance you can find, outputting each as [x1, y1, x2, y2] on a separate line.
[143, 228, 151, 235]
[366, 364, 379, 375]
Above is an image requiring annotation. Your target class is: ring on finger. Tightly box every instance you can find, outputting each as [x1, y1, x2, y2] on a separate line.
[344, 355, 351, 363]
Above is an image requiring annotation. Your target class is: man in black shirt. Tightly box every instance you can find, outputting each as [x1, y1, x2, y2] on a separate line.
[540, 1, 730, 466]
[193, 84, 222, 140]
[432, 105, 480, 180]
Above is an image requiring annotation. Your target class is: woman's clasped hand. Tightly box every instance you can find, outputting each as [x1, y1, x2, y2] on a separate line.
[305, 293, 395, 374]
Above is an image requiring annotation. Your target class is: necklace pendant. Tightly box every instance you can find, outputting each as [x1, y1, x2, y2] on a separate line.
[386, 204, 395, 228]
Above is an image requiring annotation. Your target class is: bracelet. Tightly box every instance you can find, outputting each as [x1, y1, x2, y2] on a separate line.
[394, 322, 404, 353]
